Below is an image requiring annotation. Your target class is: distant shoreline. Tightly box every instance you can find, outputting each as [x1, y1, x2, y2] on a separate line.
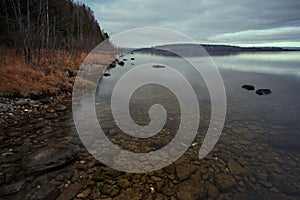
[127, 43, 300, 57]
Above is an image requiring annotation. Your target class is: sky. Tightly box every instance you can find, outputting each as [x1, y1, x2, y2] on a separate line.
[80, 0, 300, 47]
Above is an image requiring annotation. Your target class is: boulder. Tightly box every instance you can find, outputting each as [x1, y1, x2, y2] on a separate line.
[242, 85, 255, 90]
[103, 73, 111, 77]
[256, 89, 272, 95]
[22, 143, 79, 173]
[118, 61, 125, 66]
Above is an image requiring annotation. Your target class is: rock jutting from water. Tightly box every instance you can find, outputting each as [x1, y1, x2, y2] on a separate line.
[242, 85, 255, 90]
[256, 89, 272, 95]
[152, 65, 166, 69]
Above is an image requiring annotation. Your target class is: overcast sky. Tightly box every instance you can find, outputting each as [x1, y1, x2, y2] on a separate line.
[81, 0, 300, 47]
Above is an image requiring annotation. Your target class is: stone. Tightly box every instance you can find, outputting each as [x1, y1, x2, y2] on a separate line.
[44, 113, 58, 119]
[214, 173, 236, 192]
[117, 178, 130, 189]
[118, 61, 125, 66]
[90, 187, 101, 199]
[22, 143, 79, 173]
[131, 58, 135, 60]
[0, 179, 25, 196]
[57, 182, 83, 200]
[30, 184, 60, 200]
[242, 85, 255, 90]
[55, 105, 67, 112]
[256, 89, 272, 95]
[152, 65, 166, 69]
[16, 99, 28, 106]
[207, 185, 219, 199]
[228, 159, 250, 175]
[115, 188, 143, 200]
[76, 188, 91, 199]
[102, 185, 112, 195]
[34, 120, 48, 129]
[175, 163, 197, 181]
[176, 180, 207, 200]
[103, 73, 111, 77]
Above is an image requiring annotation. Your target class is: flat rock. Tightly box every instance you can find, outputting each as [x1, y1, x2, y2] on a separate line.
[30, 184, 60, 200]
[175, 163, 197, 181]
[242, 85, 255, 90]
[228, 159, 250, 175]
[57, 182, 83, 200]
[15, 99, 28, 106]
[34, 120, 48, 129]
[214, 173, 236, 192]
[22, 143, 79, 173]
[115, 188, 142, 200]
[55, 105, 67, 112]
[0, 179, 26, 196]
[176, 179, 207, 200]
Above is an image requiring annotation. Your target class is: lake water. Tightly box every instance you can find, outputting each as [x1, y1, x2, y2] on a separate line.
[95, 51, 300, 199]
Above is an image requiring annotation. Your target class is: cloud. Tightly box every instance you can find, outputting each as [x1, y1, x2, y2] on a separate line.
[81, 0, 300, 46]
[208, 27, 300, 44]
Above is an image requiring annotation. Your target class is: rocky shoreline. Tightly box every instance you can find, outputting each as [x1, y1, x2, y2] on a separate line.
[0, 95, 299, 199]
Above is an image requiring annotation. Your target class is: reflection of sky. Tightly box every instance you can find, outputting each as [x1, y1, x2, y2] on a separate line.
[211, 52, 300, 77]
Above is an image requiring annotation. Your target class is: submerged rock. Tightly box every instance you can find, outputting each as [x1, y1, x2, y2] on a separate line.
[242, 84, 255, 90]
[57, 182, 83, 200]
[103, 73, 111, 77]
[214, 173, 236, 192]
[176, 179, 207, 200]
[130, 58, 135, 60]
[228, 159, 250, 175]
[22, 143, 79, 173]
[256, 89, 272, 95]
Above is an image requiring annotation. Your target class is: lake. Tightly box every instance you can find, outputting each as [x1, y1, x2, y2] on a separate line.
[94, 51, 300, 199]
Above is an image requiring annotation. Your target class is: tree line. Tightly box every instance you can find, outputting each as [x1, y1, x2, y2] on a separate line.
[0, 0, 109, 64]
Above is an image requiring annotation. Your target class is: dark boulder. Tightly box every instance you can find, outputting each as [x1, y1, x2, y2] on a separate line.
[22, 143, 79, 174]
[242, 85, 255, 90]
[103, 73, 111, 77]
[256, 89, 272, 95]
[130, 58, 135, 60]
[118, 61, 125, 66]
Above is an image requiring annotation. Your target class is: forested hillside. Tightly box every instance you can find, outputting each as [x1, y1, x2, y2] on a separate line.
[0, 0, 108, 64]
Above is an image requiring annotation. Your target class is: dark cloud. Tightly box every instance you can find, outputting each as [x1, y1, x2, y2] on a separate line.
[81, 0, 300, 47]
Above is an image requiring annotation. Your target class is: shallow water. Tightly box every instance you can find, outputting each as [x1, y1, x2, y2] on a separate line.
[95, 52, 300, 198]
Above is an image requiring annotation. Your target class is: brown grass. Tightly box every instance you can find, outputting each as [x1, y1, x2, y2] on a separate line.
[0, 47, 114, 98]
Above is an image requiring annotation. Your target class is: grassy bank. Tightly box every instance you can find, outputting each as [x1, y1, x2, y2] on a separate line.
[0, 47, 114, 98]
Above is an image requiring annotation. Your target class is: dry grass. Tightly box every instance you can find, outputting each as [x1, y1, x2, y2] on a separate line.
[0, 47, 114, 98]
